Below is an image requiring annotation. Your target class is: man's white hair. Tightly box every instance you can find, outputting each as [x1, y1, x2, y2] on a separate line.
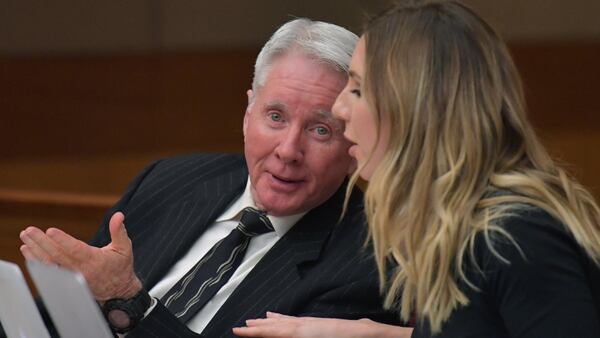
[252, 18, 358, 93]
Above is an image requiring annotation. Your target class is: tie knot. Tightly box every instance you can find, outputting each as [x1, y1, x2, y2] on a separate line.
[237, 207, 274, 237]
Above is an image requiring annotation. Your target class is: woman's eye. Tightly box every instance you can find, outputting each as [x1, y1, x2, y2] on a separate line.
[350, 89, 361, 98]
[269, 112, 282, 122]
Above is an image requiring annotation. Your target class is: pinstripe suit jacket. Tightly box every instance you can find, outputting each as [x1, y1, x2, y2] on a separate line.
[90, 153, 398, 337]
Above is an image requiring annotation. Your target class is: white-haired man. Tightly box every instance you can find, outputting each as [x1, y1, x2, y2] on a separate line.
[20, 19, 399, 337]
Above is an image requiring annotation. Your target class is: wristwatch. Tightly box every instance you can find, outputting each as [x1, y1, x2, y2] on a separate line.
[102, 288, 152, 333]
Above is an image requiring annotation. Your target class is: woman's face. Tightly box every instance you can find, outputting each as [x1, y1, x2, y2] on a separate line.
[333, 37, 389, 181]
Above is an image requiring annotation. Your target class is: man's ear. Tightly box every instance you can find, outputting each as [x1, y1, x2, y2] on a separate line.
[243, 89, 254, 139]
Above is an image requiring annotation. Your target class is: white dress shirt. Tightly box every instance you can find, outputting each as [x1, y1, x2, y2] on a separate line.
[148, 178, 305, 333]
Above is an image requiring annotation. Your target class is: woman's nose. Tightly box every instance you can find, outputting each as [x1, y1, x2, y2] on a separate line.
[332, 93, 348, 122]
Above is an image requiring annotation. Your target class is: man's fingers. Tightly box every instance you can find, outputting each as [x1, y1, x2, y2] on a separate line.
[45, 227, 99, 269]
[108, 212, 131, 251]
[46, 227, 87, 256]
[20, 227, 59, 264]
[20, 244, 36, 261]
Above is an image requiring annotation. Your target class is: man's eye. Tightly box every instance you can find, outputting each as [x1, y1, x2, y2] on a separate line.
[350, 89, 361, 98]
[315, 126, 330, 136]
[269, 112, 282, 122]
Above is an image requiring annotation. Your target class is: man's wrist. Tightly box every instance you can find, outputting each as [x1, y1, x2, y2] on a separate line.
[102, 287, 151, 334]
[121, 277, 143, 299]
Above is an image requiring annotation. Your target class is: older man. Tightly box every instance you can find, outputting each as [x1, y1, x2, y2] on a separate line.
[19, 19, 398, 337]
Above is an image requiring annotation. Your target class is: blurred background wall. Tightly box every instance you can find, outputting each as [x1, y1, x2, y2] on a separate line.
[1, 0, 599, 276]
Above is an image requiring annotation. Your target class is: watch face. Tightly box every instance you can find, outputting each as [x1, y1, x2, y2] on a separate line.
[102, 289, 150, 333]
[107, 309, 132, 329]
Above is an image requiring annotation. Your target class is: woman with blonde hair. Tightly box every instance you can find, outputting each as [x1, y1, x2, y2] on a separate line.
[234, 1, 600, 337]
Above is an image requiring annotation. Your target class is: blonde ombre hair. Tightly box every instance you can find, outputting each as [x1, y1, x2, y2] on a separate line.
[352, 0, 600, 333]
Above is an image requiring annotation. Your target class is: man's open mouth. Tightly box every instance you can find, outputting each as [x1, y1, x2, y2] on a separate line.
[271, 174, 303, 184]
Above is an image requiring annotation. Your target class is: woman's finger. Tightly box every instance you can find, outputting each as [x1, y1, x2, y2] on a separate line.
[266, 311, 296, 319]
[233, 325, 291, 338]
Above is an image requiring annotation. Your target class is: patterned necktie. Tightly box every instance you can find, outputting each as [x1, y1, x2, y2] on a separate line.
[160, 207, 274, 323]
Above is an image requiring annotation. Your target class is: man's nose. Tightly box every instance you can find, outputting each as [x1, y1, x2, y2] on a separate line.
[275, 127, 304, 164]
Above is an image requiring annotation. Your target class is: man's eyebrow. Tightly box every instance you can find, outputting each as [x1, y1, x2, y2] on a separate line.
[315, 109, 335, 119]
[349, 70, 362, 82]
[315, 110, 344, 129]
[264, 101, 287, 111]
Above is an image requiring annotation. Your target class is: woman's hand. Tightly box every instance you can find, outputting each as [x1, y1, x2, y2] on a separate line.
[233, 312, 412, 338]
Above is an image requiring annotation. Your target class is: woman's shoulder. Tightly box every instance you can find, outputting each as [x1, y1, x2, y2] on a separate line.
[470, 204, 598, 298]
[496, 205, 565, 235]
[474, 205, 578, 262]
[463, 206, 600, 337]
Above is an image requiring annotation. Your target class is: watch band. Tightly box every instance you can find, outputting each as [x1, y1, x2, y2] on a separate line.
[102, 288, 152, 333]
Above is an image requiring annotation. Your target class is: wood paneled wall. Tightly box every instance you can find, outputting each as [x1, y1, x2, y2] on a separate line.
[1, 51, 257, 160]
[512, 42, 600, 199]
[1, 43, 600, 282]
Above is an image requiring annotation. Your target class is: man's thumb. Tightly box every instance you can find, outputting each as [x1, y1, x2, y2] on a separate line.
[108, 212, 130, 249]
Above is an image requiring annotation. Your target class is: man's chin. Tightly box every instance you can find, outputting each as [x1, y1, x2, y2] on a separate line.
[256, 195, 308, 216]
[261, 204, 303, 216]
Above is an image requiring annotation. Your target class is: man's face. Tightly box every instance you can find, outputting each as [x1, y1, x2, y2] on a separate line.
[243, 53, 354, 216]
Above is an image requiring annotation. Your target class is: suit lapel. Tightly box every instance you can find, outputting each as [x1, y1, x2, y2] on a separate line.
[134, 163, 248, 288]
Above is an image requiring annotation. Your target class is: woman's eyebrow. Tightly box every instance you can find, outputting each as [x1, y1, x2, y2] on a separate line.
[349, 70, 362, 82]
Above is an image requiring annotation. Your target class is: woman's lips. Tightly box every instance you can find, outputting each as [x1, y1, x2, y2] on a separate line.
[348, 144, 358, 157]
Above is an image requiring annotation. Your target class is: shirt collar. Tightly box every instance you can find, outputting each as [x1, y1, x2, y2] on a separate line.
[216, 177, 306, 238]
